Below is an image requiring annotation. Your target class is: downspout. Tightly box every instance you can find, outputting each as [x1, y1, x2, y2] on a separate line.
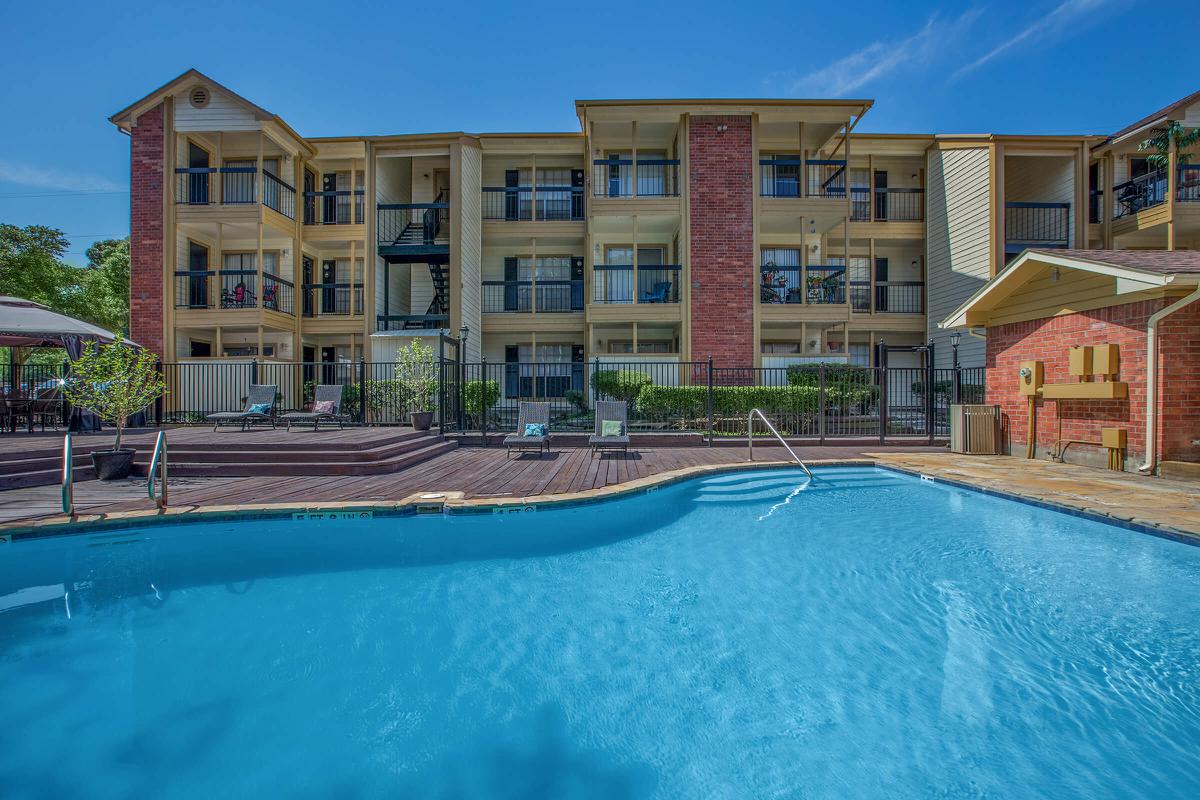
[1139, 284, 1200, 473]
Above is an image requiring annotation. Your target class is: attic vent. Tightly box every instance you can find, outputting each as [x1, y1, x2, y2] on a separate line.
[188, 86, 211, 109]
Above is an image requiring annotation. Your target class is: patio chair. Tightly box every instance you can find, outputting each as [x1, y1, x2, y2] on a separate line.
[206, 384, 278, 431]
[281, 384, 350, 431]
[503, 401, 551, 458]
[640, 281, 672, 303]
[589, 400, 631, 457]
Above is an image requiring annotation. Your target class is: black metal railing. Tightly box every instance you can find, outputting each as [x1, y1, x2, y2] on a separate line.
[1005, 202, 1070, 246]
[304, 189, 365, 225]
[482, 280, 584, 313]
[219, 270, 259, 308]
[377, 202, 449, 247]
[759, 265, 846, 305]
[261, 273, 294, 315]
[759, 158, 847, 198]
[480, 186, 585, 221]
[375, 314, 449, 331]
[1113, 170, 1166, 219]
[591, 159, 680, 197]
[261, 171, 295, 219]
[302, 283, 364, 316]
[175, 166, 257, 206]
[591, 265, 682, 304]
[174, 270, 215, 309]
[871, 188, 923, 221]
[874, 281, 924, 313]
[1178, 164, 1200, 203]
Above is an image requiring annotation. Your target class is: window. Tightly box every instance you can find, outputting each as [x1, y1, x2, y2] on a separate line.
[762, 342, 801, 354]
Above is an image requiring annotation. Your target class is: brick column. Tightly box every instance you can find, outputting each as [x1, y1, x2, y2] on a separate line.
[130, 102, 165, 357]
[688, 115, 754, 369]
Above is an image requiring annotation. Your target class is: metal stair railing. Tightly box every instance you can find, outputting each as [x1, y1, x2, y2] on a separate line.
[747, 408, 813, 478]
[147, 431, 169, 509]
[62, 434, 74, 516]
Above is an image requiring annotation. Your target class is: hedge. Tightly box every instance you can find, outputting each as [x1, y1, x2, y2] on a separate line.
[636, 384, 822, 418]
[590, 369, 652, 404]
[786, 362, 877, 408]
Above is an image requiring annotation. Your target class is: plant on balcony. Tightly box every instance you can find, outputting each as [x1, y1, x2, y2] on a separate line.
[590, 369, 651, 404]
[1137, 121, 1200, 169]
[62, 338, 165, 480]
[463, 379, 500, 429]
[395, 340, 437, 430]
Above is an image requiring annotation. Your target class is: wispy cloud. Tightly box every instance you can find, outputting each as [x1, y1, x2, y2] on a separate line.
[768, 10, 984, 96]
[954, 0, 1115, 78]
[0, 159, 123, 193]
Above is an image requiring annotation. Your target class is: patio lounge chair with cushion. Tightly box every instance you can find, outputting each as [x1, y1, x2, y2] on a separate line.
[503, 401, 551, 458]
[640, 281, 672, 303]
[281, 384, 350, 431]
[589, 400, 630, 457]
[207, 384, 278, 431]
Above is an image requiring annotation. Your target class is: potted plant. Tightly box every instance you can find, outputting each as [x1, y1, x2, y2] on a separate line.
[395, 340, 437, 430]
[63, 338, 166, 481]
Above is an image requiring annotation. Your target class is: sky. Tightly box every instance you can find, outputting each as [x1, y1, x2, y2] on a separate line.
[0, 0, 1191, 264]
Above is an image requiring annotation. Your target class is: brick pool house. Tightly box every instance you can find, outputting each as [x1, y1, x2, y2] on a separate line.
[942, 249, 1200, 476]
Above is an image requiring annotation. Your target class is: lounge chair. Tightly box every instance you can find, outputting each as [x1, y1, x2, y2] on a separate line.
[503, 401, 551, 458]
[281, 384, 349, 431]
[640, 281, 671, 303]
[589, 400, 630, 457]
[207, 384, 278, 431]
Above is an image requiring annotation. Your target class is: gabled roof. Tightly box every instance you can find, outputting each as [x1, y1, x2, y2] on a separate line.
[108, 68, 314, 155]
[941, 249, 1200, 329]
[1092, 88, 1200, 151]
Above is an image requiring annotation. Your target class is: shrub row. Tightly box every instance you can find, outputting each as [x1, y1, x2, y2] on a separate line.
[636, 385, 823, 417]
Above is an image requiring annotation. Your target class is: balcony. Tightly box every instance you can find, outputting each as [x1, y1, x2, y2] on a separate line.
[760, 266, 924, 313]
[302, 283, 364, 317]
[759, 158, 846, 198]
[376, 314, 449, 331]
[481, 186, 584, 221]
[591, 265, 681, 304]
[850, 188, 924, 222]
[174, 167, 296, 220]
[1005, 202, 1070, 248]
[173, 269, 294, 315]
[377, 201, 450, 261]
[591, 158, 680, 198]
[1112, 170, 1166, 219]
[304, 190, 364, 225]
[482, 280, 584, 313]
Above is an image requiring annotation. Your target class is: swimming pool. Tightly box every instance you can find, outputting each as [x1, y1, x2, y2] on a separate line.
[2, 466, 1198, 798]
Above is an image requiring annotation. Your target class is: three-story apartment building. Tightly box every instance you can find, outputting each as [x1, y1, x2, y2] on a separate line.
[109, 71, 1199, 386]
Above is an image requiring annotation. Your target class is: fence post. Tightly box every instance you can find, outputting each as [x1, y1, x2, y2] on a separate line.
[878, 364, 888, 446]
[953, 365, 962, 406]
[592, 357, 601, 404]
[437, 338, 446, 431]
[925, 346, 936, 445]
[250, 358, 259, 385]
[154, 360, 163, 426]
[706, 355, 714, 446]
[818, 363, 826, 444]
[458, 356, 467, 434]
[357, 357, 367, 425]
[480, 356, 488, 446]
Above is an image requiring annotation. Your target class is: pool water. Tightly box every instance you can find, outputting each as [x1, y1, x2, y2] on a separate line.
[2, 467, 1199, 799]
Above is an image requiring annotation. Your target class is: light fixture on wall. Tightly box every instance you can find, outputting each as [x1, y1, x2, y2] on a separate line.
[716, 124, 728, 133]
[1051, 267, 1061, 282]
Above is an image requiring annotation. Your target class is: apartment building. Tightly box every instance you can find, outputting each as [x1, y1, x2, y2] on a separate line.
[109, 70, 1199, 384]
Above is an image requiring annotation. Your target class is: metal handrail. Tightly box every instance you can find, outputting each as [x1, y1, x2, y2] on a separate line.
[147, 431, 168, 509]
[747, 408, 813, 478]
[62, 433, 74, 516]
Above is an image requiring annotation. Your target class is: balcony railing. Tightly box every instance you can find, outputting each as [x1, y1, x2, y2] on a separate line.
[481, 280, 584, 313]
[872, 281, 924, 313]
[1005, 202, 1070, 246]
[302, 283, 364, 316]
[759, 265, 844, 305]
[304, 190, 365, 225]
[591, 265, 682, 304]
[1179, 164, 1200, 203]
[1112, 170, 1166, 219]
[591, 159, 680, 198]
[481, 186, 584, 221]
[377, 202, 449, 247]
[376, 314, 449, 331]
[759, 158, 846, 198]
[174, 270, 215, 309]
[850, 188, 924, 221]
[174, 167, 295, 219]
[180, 270, 292, 315]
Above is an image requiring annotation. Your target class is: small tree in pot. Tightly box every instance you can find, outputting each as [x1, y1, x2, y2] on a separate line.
[63, 339, 165, 480]
[395, 340, 437, 430]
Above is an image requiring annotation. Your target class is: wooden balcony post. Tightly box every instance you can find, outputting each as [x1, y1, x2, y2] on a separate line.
[1167, 133, 1178, 250]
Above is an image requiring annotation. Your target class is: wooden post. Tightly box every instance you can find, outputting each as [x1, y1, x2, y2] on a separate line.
[1167, 132, 1177, 251]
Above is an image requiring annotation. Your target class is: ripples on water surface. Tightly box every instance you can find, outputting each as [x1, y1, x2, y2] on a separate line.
[1, 467, 1198, 799]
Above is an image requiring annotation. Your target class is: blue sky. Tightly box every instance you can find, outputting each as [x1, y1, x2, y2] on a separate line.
[0, 0, 1190, 264]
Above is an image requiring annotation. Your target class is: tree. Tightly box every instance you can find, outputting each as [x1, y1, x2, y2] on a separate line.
[62, 339, 164, 452]
[1137, 121, 1200, 169]
[395, 340, 436, 412]
[82, 238, 130, 333]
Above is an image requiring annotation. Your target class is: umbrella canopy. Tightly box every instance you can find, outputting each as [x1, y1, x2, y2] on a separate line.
[0, 296, 134, 348]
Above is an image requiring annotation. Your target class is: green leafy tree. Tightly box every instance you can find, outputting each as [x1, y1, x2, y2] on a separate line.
[62, 340, 165, 452]
[463, 379, 499, 428]
[1137, 121, 1200, 169]
[395, 340, 437, 412]
[82, 238, 130, 333]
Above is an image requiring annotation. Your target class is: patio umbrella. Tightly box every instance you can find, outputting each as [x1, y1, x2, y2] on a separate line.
[0, 296, 133, 349]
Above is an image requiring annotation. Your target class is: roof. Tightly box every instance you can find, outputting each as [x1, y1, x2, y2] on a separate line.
[941, 249, 1200, 329]
[0, 296, 132, 348]
[1109, 88, 1200, 141]
[574, 97, 872, 109]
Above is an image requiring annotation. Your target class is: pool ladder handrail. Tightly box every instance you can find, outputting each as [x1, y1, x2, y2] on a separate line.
[62, 433, 74, 516]
[747, 409, 813, 479]
[147, 431, 169, 509]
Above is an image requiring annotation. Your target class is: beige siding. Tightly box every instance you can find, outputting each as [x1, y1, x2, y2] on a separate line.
[458, 144, 483, 360]
[926, 146, 992, 367]
[1005, 155, 1076, 243]
[173, 89, 259, 132]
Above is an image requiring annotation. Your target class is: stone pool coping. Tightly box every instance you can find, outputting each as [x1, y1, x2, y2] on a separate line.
[1, 455, 1197, 544]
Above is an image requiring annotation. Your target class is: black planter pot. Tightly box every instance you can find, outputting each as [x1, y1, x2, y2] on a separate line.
[91, 448, 136, 481]
[409, 411, 434, 431]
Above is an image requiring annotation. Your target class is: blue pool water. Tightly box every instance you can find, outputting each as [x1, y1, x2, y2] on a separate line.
[2, 466, 1199, 799]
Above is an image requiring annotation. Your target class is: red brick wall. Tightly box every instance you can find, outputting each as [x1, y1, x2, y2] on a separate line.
[985, 299, 1200, 465]
[688, 115, 753, 369]
[129, 102, 165, 358]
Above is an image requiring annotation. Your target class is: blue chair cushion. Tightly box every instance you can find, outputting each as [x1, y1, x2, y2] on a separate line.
[523, 423, 546, 437]
[247, 403, 271, 415]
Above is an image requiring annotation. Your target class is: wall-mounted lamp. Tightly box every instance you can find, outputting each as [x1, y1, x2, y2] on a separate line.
[1051, 267, 1061, 282]
[716, 124, 728, 133]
